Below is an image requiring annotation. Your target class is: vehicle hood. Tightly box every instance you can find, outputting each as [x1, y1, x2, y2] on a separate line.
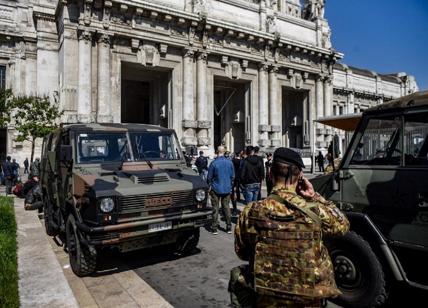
[73, 165, 207, 198]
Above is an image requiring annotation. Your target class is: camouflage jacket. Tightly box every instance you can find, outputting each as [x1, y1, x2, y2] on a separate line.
[234, 185, 350, 299]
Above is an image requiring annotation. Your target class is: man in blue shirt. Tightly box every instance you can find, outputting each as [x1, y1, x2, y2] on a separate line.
[207, 146, 235, 234]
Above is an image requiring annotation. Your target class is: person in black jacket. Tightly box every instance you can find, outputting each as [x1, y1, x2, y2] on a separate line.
[240, 146, 265, 204]
[195, 151, 209, 181]
[265, 152, 273, 195]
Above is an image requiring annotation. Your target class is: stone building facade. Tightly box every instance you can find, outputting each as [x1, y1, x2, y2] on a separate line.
[331, 63, 419, 154]
[0, 0, 419, 162]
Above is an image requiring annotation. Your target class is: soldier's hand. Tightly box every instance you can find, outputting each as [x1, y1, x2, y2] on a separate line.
[297, 176, 315, 199]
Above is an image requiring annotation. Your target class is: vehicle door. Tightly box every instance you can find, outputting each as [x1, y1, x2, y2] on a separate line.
[339, 114, 403, 235]
[56, 131, 71, 209]
[388, 109, 428, 286]
[46, 131, 61, 207]
[40, 135, 51, 187]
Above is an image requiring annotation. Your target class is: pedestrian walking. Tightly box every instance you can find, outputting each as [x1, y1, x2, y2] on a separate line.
[29, 158, 41, 180]
[195, 151, 209, 181]
[207, 146, 235, 234]
[24, 157, 29, 174]
[265, 152, 273, 195]
[317, 151, 325, 172]
[239, 146, 264, 204]
[2, 156, 14, 195]
[229, 147, 350, 308]
[12, 159, 20, 184]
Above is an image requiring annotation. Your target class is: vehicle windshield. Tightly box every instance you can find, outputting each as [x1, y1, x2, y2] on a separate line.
[76, 131, 182, 164]
[129, 131, 182, 161]
[76, 132, 129, 164]
[350, 116, 401, 166]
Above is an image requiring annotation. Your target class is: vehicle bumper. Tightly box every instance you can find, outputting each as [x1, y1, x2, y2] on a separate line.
[76, 210, 212, 246]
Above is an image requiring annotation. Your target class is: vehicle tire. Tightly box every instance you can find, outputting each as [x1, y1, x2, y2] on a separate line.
[176, 228, 200, 255]
[325, 231, 387, 308]
[66, 215, 97, 276]
[43, 195, 59, 236]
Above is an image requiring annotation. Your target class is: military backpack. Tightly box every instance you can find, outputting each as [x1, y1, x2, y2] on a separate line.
[251, 193, 324, 299]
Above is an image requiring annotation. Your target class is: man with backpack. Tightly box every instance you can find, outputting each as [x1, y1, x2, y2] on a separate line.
[229, 148, 349, 307]
[195, 151, 209, 181]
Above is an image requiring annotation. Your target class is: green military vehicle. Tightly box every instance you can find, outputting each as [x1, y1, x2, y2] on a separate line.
[312, 91, 428, 307]
[40, 123, 211, 276]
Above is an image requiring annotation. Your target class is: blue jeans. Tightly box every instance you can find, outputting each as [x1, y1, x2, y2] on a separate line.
[199, 170, 208, 182]
[242, 183, 261, 204]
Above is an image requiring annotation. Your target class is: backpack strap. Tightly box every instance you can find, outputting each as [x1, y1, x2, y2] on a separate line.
[268, 193, 322, 226]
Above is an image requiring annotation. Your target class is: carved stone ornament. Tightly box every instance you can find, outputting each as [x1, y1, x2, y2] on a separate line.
[181, 136, 198, 146]
[270, 139, 281, 147]
[137, 43, 160, 67]
[258, 139, 270, 147]
[78, 30, 92, 42]
[270, 125, 281, 133]
[197, 120, 211, 129]
[193, 0, 208, 15]
[197, 137, 210, 146]
[97, 33, 110, 46]
[259, 124, 270, 133]
[182, 120, 198, 129]
[225, 61, 242, 80]
[290, 72, 303, 89]
[266, 14, 277, 34]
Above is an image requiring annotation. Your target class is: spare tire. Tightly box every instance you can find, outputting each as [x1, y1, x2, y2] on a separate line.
[325, 231, 387, 308]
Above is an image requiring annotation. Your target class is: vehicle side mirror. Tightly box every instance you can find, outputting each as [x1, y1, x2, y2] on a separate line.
[59, 145, 73, 163]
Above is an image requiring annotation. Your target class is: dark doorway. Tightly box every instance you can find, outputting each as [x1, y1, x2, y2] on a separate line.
[121, 63, 171, 127]
[282, 88, 309, 149]
[213, 78, 250, 153]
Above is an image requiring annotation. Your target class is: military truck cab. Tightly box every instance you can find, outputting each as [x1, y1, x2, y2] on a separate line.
[40, 124, 211, 276]
[312, 91, 428, 307]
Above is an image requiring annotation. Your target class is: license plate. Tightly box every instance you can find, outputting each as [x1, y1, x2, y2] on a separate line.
[148, 221, 172, 233]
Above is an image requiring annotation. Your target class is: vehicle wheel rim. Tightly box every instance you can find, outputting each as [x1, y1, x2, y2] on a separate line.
[332, 253, 362, 289]
[67, 224, 77, 259]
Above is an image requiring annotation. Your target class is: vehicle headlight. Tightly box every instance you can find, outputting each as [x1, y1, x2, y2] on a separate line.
[195, 189, 206, 202]
[100, 197, 115, 213]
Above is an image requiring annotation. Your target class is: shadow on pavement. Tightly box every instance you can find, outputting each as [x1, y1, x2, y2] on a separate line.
[92, 246, 202, 277]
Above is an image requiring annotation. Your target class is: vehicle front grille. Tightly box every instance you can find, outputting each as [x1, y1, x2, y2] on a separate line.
[119, 190, 195, 214]
[137, 175, 169, 184]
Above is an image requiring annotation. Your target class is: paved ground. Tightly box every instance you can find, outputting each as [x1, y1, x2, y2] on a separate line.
[10, 191, 78, 308]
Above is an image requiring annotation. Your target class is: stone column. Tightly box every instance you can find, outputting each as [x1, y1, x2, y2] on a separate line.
[315, 76, 325, 148]
[323, 76, 333, 117]
[181, 48, 197, 146]
[269, 66, 280, 147]
[323, 76, 333, 142]
[347, 92, 354, 114]
[78, 30, 93, 123]
[316, 76, 324, 119]
[196, 52, 210, 148]
[97, 33, 112, 123]
[258, 63, 269, 147]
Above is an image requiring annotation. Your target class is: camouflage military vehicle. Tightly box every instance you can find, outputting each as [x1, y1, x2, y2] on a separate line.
[312, 91, 428, 307]
[40, 123, 211, 276]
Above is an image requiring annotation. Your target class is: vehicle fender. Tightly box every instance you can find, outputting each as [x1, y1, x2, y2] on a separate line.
[345, 211, 404, 282]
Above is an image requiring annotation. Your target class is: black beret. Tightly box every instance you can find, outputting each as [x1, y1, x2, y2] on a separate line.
[273, 147, 305, 169]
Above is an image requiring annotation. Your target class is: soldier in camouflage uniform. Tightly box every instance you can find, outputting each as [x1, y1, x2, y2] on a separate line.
[229, 147, 350, 308]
